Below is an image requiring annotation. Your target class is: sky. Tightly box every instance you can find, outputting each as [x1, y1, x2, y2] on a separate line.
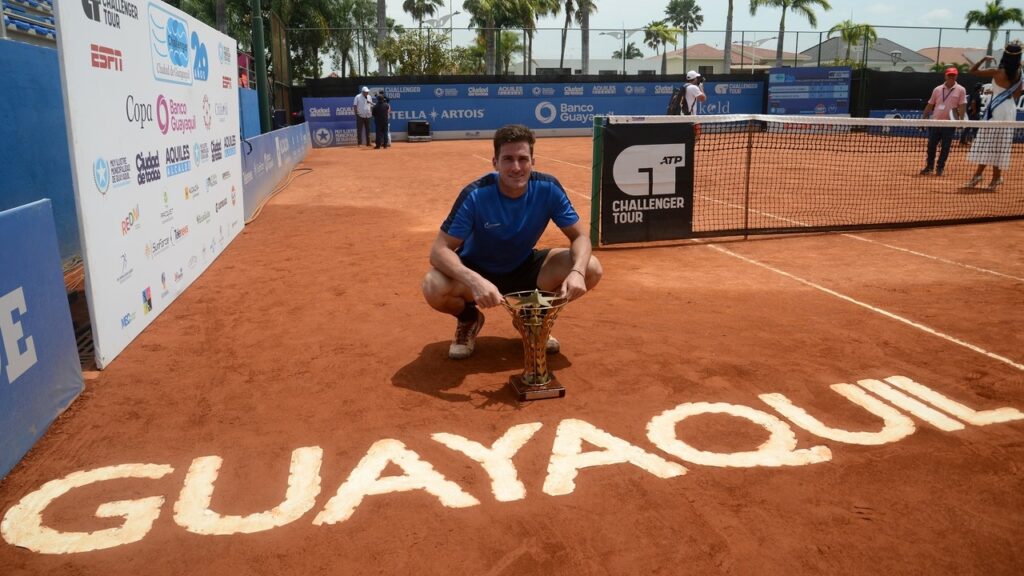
[385, 0, 1023, 61]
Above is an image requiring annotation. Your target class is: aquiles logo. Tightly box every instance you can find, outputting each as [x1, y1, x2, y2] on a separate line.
[82, 0, 138, 30]
[165, 144, 192, 177]
[90, 44, 123, 71]
[156, 95, 196, 135]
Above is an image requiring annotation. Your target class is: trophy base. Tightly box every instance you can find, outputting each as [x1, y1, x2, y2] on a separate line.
[509, 374, 565, 402]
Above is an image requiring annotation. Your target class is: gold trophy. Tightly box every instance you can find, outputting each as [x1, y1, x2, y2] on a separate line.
[502, 290, 569, 401]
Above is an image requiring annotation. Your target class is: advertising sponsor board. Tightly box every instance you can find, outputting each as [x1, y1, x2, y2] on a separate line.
[600, 123, 695, 244]
[304, 82, 763, 146]
[768, 67, 851, 116]
[56, 0, 244, 368]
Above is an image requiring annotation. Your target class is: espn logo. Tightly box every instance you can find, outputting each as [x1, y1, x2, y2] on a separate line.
[222, 76, 233, 88]
[91, 44, 123, 71]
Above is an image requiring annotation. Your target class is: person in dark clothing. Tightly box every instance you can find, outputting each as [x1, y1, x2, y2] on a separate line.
[960, 82, 984, 145]
[372, 92, 391, 149]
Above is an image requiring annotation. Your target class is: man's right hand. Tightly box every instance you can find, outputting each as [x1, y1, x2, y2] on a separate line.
[468, 277, 503, 308]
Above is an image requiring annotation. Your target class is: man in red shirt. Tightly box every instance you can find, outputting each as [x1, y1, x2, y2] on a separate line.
[919, 67, 967, 177]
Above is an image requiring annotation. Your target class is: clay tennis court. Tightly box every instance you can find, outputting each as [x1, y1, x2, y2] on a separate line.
[1, 135, 1022, 575]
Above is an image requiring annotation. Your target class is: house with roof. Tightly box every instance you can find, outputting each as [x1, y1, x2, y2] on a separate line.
[918, 47, 974, 67]
[798, 37, 932, 72]
[638, 43, 810, 75]
[920, 46, 1014, 69]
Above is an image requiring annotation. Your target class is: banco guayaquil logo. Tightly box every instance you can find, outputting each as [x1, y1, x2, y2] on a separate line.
[149, 4, 208, 85]
[612, 145, 686, 197]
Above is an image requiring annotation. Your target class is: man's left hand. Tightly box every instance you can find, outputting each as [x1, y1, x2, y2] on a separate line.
[559, 271, 588, 301]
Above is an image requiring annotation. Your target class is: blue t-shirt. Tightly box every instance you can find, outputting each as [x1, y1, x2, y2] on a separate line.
[441, 171, 579, 275]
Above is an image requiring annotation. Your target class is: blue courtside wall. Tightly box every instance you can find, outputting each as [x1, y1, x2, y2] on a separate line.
[239, 88, 261, 140]
[0, 39, 78, 261]
[0, 200, 84, 480]
[241, 123, 311, 221]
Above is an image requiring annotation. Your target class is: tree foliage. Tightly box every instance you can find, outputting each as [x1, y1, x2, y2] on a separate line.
[827, 19, 877, 63]
[965, 0, 1024, 56]
[750, 0, 832, 67]
[612, 42, 643, 60]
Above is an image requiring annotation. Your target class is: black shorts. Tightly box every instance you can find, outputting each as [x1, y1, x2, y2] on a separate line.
[469, 249, 551, 296]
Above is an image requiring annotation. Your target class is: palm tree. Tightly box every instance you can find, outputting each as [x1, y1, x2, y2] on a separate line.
[577, 0, 596, 74]
[612, 41, 643, 60]
[749, 0, 832, 67]
[403, 0, 445, 28]
[498, 29, 524, 74]
[965, 0, 1024, 56]
[664, 0, 702, 74]
[724, 0, 734, 72]
[377, 0, 387, 73]
[644, 20, 676, 75]
[522, 0, 561, 75]
[827, 19, 877, 64]
[463, 0, 500, 74]
[558, 1, 575, 69]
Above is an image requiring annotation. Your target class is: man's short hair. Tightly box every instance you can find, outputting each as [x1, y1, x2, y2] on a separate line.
[493, 124, 535, 158]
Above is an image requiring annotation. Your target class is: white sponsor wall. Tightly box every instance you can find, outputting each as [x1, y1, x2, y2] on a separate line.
[56, 1, 244, 368]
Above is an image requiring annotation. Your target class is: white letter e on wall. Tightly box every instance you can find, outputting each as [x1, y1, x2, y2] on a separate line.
[0, 287, 38, 384]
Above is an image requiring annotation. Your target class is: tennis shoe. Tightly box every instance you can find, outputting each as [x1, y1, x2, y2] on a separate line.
[919, 167, 933, 176]
[546, 335, 560, 355]
[988, 178, 1003, 191]
[965, 175, 982, 188]
[935, 168, 943, 176]
[449, 310, 485, 360]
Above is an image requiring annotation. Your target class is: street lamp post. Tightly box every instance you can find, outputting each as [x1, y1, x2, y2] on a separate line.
[889, 50, 903, 71]
[599, 29, 640, 75]
[738, 36, 776, 73]
[422, 12, 460, 73]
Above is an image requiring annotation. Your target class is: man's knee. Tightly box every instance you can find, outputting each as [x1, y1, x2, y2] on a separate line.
[585, 256, 604, 289]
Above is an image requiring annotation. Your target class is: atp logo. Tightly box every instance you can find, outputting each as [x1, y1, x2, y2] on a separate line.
[612, 144, 688, 197]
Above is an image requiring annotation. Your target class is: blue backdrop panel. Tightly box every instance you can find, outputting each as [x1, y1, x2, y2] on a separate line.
[239, 88, 261, 140]
[304, 97, 357, 148]
[0, 39, 78, 261]
[304, 81, 764, 147]
[768, 67, 852, 115]
[241, 123, 312, 221]
[0, 200, 83, 480]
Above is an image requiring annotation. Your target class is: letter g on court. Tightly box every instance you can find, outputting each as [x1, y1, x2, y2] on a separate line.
[612, 144, 686, 197]
[534, 102, 557, 125]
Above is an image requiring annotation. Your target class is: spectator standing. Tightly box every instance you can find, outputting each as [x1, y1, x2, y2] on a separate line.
[919, 67, 966, 177]
[372, 92, 391, 149]
[352, 86, 373, 147]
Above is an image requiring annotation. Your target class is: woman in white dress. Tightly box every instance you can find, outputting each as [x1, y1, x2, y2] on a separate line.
[965, 41, 1022, 190]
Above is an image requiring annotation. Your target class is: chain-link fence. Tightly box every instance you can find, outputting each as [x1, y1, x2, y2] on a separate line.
[288, 25, 1024, 80]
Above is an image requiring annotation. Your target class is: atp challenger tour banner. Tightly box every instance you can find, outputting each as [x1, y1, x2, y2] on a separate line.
[600, 121, 695, 245]
[55, 0, 244, 368]
[304, 81, 764, 147]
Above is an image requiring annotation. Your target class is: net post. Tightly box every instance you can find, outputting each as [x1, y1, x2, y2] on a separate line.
[743, 120, 754, 239]
[589, 115, 604, 248]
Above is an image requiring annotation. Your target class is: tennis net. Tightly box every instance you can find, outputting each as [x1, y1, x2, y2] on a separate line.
[593, 114, 1024, 245]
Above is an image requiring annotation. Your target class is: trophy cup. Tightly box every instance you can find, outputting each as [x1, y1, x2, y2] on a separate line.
[502, 290, 569, 402]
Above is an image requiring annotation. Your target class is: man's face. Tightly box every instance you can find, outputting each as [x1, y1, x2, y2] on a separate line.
[945, 74, 957, 86]
[493, 141, 534, 195]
